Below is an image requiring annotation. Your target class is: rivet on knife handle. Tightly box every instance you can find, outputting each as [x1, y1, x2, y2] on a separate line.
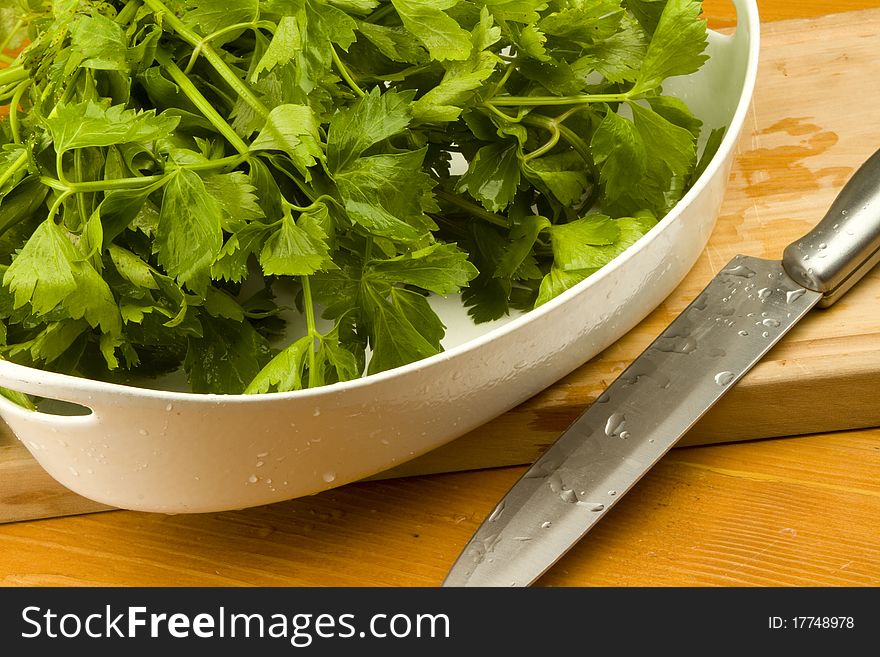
[782, 148, 880, 307]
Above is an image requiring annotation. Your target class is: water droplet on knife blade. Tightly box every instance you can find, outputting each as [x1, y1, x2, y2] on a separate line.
[757, 287, 772, 300]
[714, 371, 735, 386]
[488, 501, 505, 523]
[762, 318, 781, 328]
[605, 413, 626, 437]
[786, 289, 806, 303]
[723, 265, 756, 278]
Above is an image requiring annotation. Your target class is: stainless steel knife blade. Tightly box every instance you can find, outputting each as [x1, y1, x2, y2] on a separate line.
[443, 148, 880, 588]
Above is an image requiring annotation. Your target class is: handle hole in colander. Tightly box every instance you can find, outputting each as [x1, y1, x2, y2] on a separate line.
[34, 398, 93, 417]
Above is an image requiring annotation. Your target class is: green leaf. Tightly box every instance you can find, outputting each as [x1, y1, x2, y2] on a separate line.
[155, 169, 224, 295]
[622, 0, 667, 35]
[536, 265, 593, 306]
[366, 243, 478, 295]
[691, 126, 725, 185]
[647, 95, 703, 137]
[109, 245, 159, 290]
[335, 150, 437, 242]
[549, 214, 620, 270]
[259, 206, 330, 276]
[245, 334, 313, 393]
[312, 327, 361, 386]
[356, 21, 428, 64]
[591, 109, 646, 206]
[457, 142, 521, 213]
[495, 215, 550, 280]
[476, 0, 549, 25]
[574, 14, 647, 83]
[254, 0, 357, 97]
[46, 100, 179, 152]
[185, 317, 271, 394]
[365, 285, 443, 374]
[3, 219, 76, 315]
[522, 151, 591, 207]
[461, 223, 512, 323]
[327, 88, 414, 172]
[3, 220, 121, 334]
[183, 0, 259, 41]
[538, 0, 624, 46]
[69, 13, 128, 72]
[411, 7, 502, 123]
[212, 221, 271, 282]
[390, 0, 473, 61]
[202, 171, 266, 231]
[250, 104, 324, 179]
[631, 0, 708, 96]
[550, 213, 656, 273]
[629, 101, 696, 210]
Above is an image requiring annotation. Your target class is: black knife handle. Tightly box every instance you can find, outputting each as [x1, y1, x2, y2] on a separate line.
[782, 148, 880, 307]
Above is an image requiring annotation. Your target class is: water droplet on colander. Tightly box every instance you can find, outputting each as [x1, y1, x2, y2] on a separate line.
[322, 471, 336, 483]
[313, 408, 321, 417]
[165, 403, 173, 412]
[256, 461, 264, 468]
[68, 467, 79, 477]
[138, 428, 149, 436]
[247, 474, 258, 484]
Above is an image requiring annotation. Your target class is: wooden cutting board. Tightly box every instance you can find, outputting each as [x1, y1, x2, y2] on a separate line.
[3, 8, 880, 523]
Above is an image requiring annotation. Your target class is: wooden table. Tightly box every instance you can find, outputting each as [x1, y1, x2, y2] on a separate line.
[2, 0, 880, 587]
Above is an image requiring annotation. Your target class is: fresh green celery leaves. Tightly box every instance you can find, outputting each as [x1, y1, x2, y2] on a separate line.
[3, 219, 121, 335]
[630, 0, 708, 96]
[326, 88, 414, 171]
[0, 0, 715, 393]
[183, 0, 259, 43]
[411, 7, 501, 123]
[250, 104, 325, 180]
[537, 212, 657, 305]
[259, 204, 332, 276]
[591, 102, 697, 216]
[155, 169, 224, 295]
[456, 142, 521, 213]
[184, 316, 270, 394]
[389, 0, 473, 61]
[46, 101, 179, 153]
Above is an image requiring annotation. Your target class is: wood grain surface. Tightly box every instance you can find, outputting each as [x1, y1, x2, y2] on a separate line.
[1, 0, 880, 586]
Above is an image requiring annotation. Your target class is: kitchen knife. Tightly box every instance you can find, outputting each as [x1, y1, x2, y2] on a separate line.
[443, 148, 880, 587]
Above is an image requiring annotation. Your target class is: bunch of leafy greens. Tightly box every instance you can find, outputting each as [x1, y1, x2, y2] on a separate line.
[0, 0, 720, 398]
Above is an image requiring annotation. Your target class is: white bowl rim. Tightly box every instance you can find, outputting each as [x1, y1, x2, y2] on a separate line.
[0, 0, 762, 405]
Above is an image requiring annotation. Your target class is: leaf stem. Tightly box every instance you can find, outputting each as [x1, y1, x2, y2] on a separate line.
[0, 65, 27, 87]
[9, 80, 28, 143]
[184, 20, 276, 75]
[300, 276, 318, 386]
[160, 56, 251, 154]
[143, 0, 269, 118]
[331, 46, 365, 98]
[489, 92, 630, 107]
[435, 189, 509, 229]
[0, 19, 23, 54]
[0, 151, 27, 189]
[365, 4, 396, 23]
